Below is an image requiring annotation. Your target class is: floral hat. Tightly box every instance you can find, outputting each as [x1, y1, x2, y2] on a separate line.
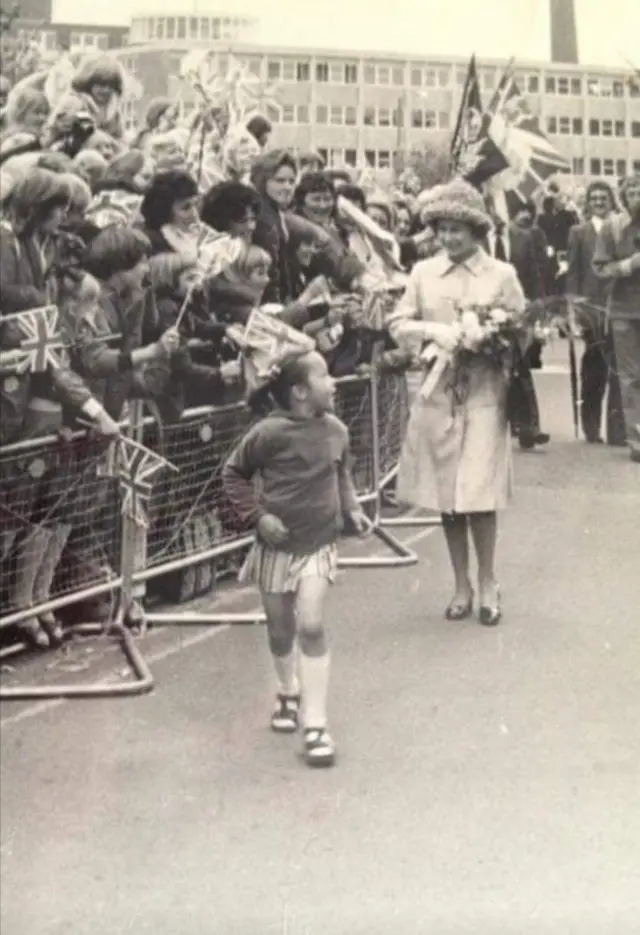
[420, 178, 493, 234]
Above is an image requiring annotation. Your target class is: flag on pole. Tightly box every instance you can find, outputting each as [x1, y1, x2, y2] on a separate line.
[483, 64, 571, 206]
[450, 55, 508, 188]
[100, 437, 176, 528]
[1, 305, 66, 372]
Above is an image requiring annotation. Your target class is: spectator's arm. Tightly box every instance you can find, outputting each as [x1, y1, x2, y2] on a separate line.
[593, 219, 635, 279]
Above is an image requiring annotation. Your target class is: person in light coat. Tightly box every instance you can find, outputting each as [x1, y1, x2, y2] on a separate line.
[388, 179, 525, 626]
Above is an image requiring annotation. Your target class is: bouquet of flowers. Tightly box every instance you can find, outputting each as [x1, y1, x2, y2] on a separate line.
[420, 304, 524, 404]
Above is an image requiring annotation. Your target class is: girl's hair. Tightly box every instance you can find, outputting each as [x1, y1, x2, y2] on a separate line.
[59, 172, 92, 214]
[366, 197, 394, 230]
[200, 180, 261, 231]
[246, 114, 272, 142]
[337, 183, 366, 212]
[82, 225, 151, 280]
[4, 87, 49, 128]
[140, 169, 198, 229]
[10, 168, 70, 233]
[148, 252, 194, 293]
[96, 149, 145, 190]
[293, 171, 336, 213]
[250, 148, 297, 195]
[247, 350, 314, 414]
[71, 56, 124, 96]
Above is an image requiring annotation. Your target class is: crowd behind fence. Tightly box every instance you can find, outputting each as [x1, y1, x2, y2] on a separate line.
[0, 366, 412, 645]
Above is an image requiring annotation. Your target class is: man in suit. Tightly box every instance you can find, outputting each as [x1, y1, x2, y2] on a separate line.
[485, 198, 550, 450]
[566, 180, 623, 444]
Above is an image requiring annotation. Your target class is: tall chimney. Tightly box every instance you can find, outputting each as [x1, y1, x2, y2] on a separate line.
[550, 0, 579, 64]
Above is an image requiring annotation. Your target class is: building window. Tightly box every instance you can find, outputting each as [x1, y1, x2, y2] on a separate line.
[439, 111, 450, 129]
[615, 120, 625, 137]
[330, 105, 343, 125]
[587, 78, 599, 95]
[318, 148, 328, 165]
[166, 17, 175, 38]
[364, 149, 376, 167]
[297, 105, 309, 123]
[296, 62, 310, 82]
[438, 67, 450, 87]
[424, 110, 436, 129]
[330, 63, 343, 83]
[177, 17, 186, 38]
[316, 62, 329, 82]
[589, 119, 600, 136]
[378, 107, 391, 127]
[345, 106, 357, 126]
[424, 68, 436, 87]
[570, 77, 582, 95]
[527, 75, 540, 93]
[483, 69, 495, 90]
[545, 76, 556, 93]
[559, 116, 571, 134]
[411, 67, 422, 87]
[632, 121, 640, 137]
[377, 66, 390, 85]
[633, 160, 640, 173]
[345, 63, 358, 84]
[411, 109, 423, 128]
[547, 116, 558, 134]
[616, 159, 627, 176]
[364, 64, 376, 84]
[602, 119, 613, 136]
[316, 105, 328, 124]
[590, 158, 601, 175]
[189, 16, 198, 39]
[199, 17, 209, 39]
[572, 117, 583, 134]
[602, 159, 615, 176]
[392, 107, 402, 127]
[364, 106, 375, 126]
[558, 76, 570, 95]
[392, 65, 404, 86]
[613, 80, 624, 98]
[572, 157, 584, 175]
[378, 150, 391, 168]
[282, 105, 295, 123]
[97, 33, 108, 50]
[344, 148, 357, 166]
[266, 105, 280, 124]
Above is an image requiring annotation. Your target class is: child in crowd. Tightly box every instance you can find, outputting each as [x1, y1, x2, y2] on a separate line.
[222, 343, 369, 767]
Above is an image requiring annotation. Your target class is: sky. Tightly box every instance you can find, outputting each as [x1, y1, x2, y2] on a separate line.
[50, 0, 639, 70]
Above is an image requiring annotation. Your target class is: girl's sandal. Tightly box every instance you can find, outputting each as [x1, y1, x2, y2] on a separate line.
[271, 694, 300, 733]
[303, 728, 335, 768]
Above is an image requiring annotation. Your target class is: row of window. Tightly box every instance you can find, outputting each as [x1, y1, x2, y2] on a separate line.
[129, 15, 252, 43]
[547, 117, 640, 137]
[38, 29, 109, 51]
[572, 157, 640, 176]
[264, 103, 450, 130]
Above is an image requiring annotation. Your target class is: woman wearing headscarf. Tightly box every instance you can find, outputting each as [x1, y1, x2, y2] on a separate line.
[46, 56, 125, 144]
[388, 179, 526, 626]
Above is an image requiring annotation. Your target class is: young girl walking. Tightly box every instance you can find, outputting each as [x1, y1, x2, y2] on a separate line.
[222, 344, 369, 767]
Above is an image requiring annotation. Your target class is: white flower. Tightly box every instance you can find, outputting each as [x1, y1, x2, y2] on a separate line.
[459, 311, 484, 350]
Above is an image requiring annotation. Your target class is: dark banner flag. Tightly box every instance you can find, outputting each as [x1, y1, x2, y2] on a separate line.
[450, 55, 509, 188]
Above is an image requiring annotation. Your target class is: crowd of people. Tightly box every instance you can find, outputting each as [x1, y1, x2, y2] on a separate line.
[0, 55, 638, 717]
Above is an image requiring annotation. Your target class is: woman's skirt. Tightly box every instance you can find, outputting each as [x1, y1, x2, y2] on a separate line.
[239, 541, 338, 594]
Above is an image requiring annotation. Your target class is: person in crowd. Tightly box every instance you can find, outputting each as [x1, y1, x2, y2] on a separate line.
[245, 114, 271, 150]
[200, 179, 261, 242]
[82, 129, 120, 164]
[222, 344, 369, 768]
[365, 195, 393, 232]
[93, 149, 153, 196]
[484, 198, 550, 451]
[393, 199, 414, 239]
[388, 179, 525, 626]
[593, 173, 640, 463]
[567, 180, 624, 445]
[297, 151, 326, 178]
[71, 148, 108, 191]
[133, 97, 179, 150]
[139, 169, 200, 258]
[0, 170, 120, 648]
[221, 124, 261, 185]
[0, 88, 50, 163]
[323, 169, 352, 190]
[47, 56, 125, 143]
[537, 187, 580, 298]
[251, 149, 299, 303]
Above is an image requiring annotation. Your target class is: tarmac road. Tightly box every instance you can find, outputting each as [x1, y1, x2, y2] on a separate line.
[1, 357, 639, 935]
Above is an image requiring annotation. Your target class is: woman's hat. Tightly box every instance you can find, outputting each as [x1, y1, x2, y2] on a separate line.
[420, 178, 493, 233]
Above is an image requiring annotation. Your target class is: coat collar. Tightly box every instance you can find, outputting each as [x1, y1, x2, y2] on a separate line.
[435, 246, 493, 278]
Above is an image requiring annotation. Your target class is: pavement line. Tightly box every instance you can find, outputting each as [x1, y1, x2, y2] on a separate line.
[0, 527, 440, 730]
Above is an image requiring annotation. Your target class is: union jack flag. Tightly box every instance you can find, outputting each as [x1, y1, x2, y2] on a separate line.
[100, 437, 170, 528]
[2, 305, 66, 372]
[483, 66, 571, 206]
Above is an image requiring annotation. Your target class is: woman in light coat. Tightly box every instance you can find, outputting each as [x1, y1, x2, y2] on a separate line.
[388, 179, 525, 625]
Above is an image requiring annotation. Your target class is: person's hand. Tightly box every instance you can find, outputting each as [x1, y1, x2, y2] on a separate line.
[94, 409, 121, 437]
[257, 513, 289, 548]
[157, 327, 182, 355]
[347, 509, 372, 537]
[220, 359, 241, 384]
[429, 322, 460, 354]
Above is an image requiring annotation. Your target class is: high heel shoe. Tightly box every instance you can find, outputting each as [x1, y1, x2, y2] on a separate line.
[445, 592, 474, 620]
[478, 586, 502, 626]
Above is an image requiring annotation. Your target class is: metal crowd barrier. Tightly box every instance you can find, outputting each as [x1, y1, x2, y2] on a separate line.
[0, 365, 425, 700]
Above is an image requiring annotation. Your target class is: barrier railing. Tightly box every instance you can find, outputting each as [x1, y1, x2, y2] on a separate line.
[1, 365, 422, 700]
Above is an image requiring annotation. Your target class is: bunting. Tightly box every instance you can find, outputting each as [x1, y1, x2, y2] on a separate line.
[100, 437, 176, 528]
[1, 305, 66, 372]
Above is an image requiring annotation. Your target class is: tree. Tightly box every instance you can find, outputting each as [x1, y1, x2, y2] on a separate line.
[393, 139, 452, 191]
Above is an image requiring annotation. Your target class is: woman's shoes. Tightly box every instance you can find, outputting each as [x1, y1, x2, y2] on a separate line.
[445, 592, 474, 620]
[17, 619, 50, 650]
[478, 583, 502, 626]
[39, 612, 64, 647]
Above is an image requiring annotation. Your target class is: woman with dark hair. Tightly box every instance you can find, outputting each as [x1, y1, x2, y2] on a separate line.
[47, 56, 125, 143]
[245, 114, 271, 150]
[139, 169, 200, 258]
[389, 179, 526, 626]
[200, 180, 261, 241]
